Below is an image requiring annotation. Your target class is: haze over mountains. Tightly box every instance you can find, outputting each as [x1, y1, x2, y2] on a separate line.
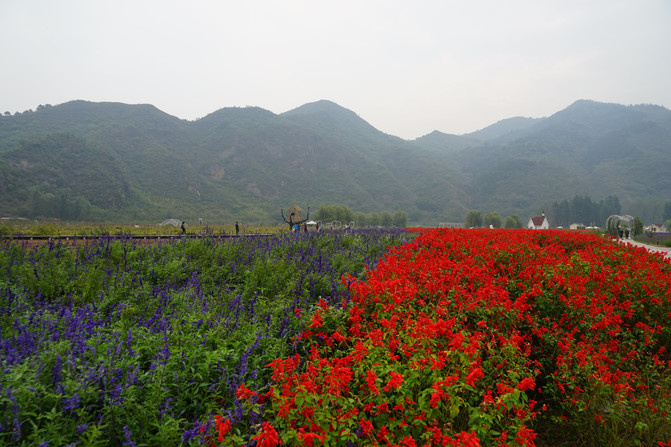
[1, 99, 669, 226]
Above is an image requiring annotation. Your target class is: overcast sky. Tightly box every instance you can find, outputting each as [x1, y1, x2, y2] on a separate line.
[2, 0, 670, 139]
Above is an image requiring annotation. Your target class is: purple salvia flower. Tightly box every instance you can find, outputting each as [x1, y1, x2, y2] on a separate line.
[122, 425, 136, 447]
[62, 393, 80, 411]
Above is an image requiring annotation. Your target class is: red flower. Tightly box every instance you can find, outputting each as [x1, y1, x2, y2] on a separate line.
[297, 428, 326, 446]
[466, 367, 484, 386]
[366, 369, 379, 395]
[360, 419, 374, 436]
[382, 371, 404, 392]
[430, 391, 442, 409]
[514, 425, 537, 446]
[375, 402, 390, 415]
[376, 425, 390, 442]
[214, 415, 232, 442]
[352, 340, 368, 363]
[278, 397, 293, 418]
[455, 430, 482, 447]
[235, 383, 257, 400]
[308, 312, 323, 329]
[252, 422, 282, 447]
[516, 377, 536, 392]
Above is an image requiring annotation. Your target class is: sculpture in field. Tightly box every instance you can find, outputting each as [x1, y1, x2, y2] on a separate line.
[281, 205, 310, 230]
[606, 214, 634, 236]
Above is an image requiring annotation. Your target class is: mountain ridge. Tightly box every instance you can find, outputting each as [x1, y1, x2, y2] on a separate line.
[1, 99, 669, 225]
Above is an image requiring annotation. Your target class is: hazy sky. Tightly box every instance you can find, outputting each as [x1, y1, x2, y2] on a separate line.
[2, 0, 670, 139]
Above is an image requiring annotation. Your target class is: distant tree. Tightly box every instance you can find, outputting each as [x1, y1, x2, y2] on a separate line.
[484, 211, 502, 228]
[598, 196, 621, 225]
[367, 212, 380, 227]
[550, 200, 570, 228]
[570, 195, 598, 225]
[3, 111, 10, 116]
[380, 211, 393, 227]
[664, 202, 671, 221]
[551, 195, 619, 228]
[392, 210, 408, 228]
[353, 212, 367, 227]
[316, 204, 353, 223]
[633, 217, 643, 236]
[465, 210, 483, 228]
[504, 214, 523, 229]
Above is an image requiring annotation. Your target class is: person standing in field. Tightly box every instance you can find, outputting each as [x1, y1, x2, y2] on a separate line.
[181, 221, 186, 234]
[235, 221, 239, 235]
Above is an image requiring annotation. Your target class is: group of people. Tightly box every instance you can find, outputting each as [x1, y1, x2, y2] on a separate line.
[292, 222, 325, 233]
[292, 223, 309, 233]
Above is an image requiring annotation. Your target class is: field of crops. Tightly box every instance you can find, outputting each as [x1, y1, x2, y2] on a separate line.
[1, 228, 670, 446]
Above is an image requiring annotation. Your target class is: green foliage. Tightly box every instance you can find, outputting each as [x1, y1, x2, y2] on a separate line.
[392, 210, 408, 227]
[483, 211, 502, 228]
[465, 210, 483, 228]
[316, 204, 354, 224]
[634, 216, 644, 236]
[550, 195, 621, 228]
[504, 214, 523, 229]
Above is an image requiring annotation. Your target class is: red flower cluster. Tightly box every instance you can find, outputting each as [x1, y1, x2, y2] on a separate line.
[212, 229, 671, 445]
[252, 421, 282, 447]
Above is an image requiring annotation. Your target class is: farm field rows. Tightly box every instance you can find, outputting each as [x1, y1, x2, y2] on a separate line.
[1, 228, 670, 446]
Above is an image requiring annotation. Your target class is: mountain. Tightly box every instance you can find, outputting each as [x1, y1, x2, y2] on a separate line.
[0, 100, 469, 224]
[1, 99, 670, 225]
[464, 116, 542, 141]
[413, 100, 671, 221]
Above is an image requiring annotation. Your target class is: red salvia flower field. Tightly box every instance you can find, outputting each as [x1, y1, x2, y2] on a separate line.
[212, 229, 671, 446]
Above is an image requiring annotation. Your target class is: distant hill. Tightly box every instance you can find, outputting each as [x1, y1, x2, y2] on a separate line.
[464, 116, 542, 141]
[413, 131, 477, 153]
[413, 100, 671, 222]
[1, 99, 670, 225]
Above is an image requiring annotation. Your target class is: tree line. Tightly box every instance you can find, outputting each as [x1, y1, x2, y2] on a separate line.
[25, 186, 96, 221]
[464, 210, 524, 229]
[463, 196, 671, 231]
[547, 195, 621, 228]
[316, 204, 408, 228]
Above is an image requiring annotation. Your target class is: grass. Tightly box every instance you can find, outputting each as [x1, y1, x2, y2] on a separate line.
[0, 219, 282, 237]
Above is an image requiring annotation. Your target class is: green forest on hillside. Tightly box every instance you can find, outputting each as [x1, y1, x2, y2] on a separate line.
[1, 99, 670, 226]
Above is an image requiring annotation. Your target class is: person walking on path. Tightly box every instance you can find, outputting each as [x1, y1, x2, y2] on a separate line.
[181, 221, 186, 234]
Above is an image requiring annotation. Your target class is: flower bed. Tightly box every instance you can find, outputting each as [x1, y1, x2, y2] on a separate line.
[222, 229, 671, 446]
[0, 229, 410, 445]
